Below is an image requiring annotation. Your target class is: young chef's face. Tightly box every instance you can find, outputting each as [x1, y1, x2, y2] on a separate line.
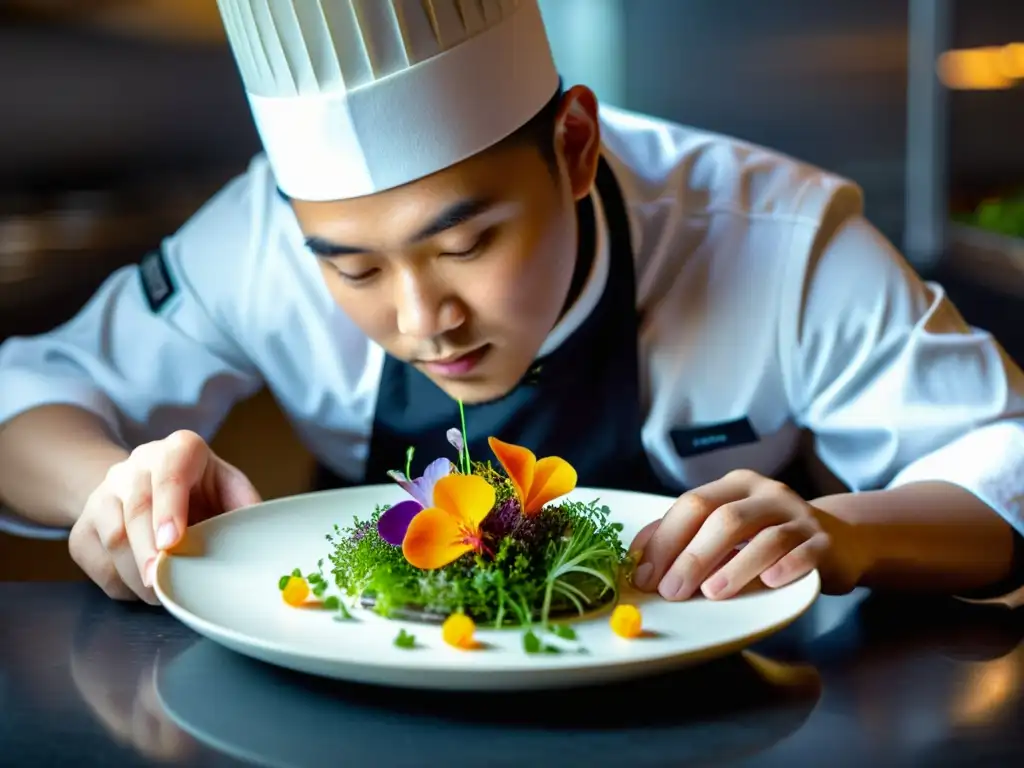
[290, 85, 602, 404]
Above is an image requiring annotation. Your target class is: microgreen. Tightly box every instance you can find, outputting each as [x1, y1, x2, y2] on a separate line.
[457, 399, 471, 474]
[327, 491, 624, 629]
[552, 625, 577, 640]
[297, 429, 628, 654]
[394, 629, 416, 649]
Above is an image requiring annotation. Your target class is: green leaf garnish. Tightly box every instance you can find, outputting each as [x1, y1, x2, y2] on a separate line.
[523, 630, 541, 654]
[323, 596, 340, 610]
[312, 583, 327, 597]
[394, 629, 416, 649]
[278, 575, 290, 590]
[552, 624, 577, 640]
[291, 568, 302, 578]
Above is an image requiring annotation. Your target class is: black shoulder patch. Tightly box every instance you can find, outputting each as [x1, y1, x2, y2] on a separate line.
[139, 248, 176, 313]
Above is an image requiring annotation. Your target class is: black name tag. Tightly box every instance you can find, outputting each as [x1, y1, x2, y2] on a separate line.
[139, 248, 176, 313]
[670, 417, 759, 458]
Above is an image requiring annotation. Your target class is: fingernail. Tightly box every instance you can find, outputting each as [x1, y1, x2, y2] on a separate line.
[633, 562, 654, 590]
[144, 558, 156, 588]
[156, 522, 177, 550]
[659, 572, 686, 600]
[703, 573, 728, 598]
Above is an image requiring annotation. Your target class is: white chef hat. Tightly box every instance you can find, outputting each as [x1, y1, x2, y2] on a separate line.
[215, 0, 560, 202]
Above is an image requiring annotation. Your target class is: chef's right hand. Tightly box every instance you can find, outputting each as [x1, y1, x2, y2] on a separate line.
[68, 430, 262, 605]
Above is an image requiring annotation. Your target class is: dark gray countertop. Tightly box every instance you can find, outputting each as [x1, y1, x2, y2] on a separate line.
[1, 582, 1022, 767]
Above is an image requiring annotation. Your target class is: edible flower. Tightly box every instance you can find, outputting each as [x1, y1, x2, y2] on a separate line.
[487, 437, 577, 517]
[442, 613, 478, 649]
[447, 428, 464, 455]
[281, 575, 309, 607]
[402, 474, 496, 569]
[378, 457, 452, 546]
[610, 604, 643, 638]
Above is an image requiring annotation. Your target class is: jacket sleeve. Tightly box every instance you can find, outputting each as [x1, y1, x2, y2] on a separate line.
[0, 171, 265, 460]
[780, 213, 1024, 604]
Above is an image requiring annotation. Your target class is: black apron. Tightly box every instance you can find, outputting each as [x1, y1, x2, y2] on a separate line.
[316, 157, 670, 496]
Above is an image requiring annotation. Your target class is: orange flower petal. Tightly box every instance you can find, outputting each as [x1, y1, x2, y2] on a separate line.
[488, 437, 535, 510]
[431, 474, 496, 528]
[402, 508, 472, 570]
[523, 456, 577, 515]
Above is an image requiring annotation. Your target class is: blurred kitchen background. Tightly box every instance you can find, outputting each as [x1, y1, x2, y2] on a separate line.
[1, 1, 1022, 576]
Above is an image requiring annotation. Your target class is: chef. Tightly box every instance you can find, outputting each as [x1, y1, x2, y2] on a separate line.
[1, 0, 1022, 609]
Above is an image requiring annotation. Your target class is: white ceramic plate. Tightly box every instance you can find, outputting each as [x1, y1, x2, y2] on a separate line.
[154, 485, 820, 691]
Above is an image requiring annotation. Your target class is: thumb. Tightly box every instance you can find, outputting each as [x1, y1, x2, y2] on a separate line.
[212, 458, 262, 513]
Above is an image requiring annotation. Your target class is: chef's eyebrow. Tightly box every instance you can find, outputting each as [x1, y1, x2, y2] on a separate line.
[303, 197, 495, 257]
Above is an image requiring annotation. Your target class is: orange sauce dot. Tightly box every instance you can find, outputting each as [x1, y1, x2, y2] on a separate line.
[442, 613, 477, 649]
[282, 576, 310, 607]
[610, 604, 643, 638]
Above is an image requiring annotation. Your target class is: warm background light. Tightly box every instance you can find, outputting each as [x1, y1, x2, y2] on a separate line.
[938, 43, 1024, 90]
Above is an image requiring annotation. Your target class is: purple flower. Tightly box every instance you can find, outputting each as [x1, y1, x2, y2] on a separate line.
[447, 428, 464, 455]
[387, 458, 451, 507]
[377, 458, 452, 546]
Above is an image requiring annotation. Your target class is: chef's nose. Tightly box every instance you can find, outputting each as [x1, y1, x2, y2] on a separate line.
[394, 269, 465, 339]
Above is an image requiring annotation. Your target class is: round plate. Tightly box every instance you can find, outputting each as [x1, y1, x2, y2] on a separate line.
[154, 485, 820, 691]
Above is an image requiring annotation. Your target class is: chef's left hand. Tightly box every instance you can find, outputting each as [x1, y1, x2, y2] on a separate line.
[629, 469, 866, 600]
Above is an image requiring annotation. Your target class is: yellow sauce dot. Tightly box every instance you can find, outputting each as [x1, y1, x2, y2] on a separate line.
[282, 576, 310, 607]
[610, 604, 643, 638]
[442, 613, 477, 649]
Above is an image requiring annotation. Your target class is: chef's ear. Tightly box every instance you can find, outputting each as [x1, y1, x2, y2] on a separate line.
[555, 85, 601, 202]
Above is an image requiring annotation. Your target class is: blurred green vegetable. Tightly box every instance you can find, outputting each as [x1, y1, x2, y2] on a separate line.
[957, 194, 1024, 238]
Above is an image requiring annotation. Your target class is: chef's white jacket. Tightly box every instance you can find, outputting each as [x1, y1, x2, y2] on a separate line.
[2, 105, 1022, 600]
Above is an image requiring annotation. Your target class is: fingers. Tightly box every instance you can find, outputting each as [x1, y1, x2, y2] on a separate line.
[657, 495, 791, 601]
[761, 533, 829, 589]
[121, 466, 160, 591]
[632, 472, 758, 592]
[151, 431, 210, 551]
[90, 489, 158, 605]
[211, 457, 263, 515]
[70, 515, 136, 602]
[699, 521, 815, 600]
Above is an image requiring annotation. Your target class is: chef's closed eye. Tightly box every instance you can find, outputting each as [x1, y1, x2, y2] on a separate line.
[323, 258, 380, 285]
[438, 226, 498, 259]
